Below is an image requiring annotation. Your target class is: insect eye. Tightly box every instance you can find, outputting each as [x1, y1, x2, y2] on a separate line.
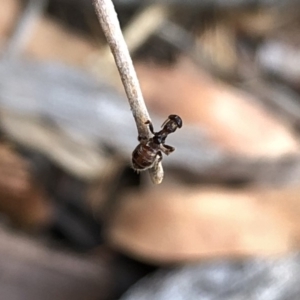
[174, 116, 182, 128]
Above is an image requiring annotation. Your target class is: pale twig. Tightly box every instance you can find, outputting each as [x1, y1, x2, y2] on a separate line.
[91, 4, 168, 88]
[93, 0, 163, 184]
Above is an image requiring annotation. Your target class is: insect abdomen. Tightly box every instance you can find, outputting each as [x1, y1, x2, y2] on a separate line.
[132, 144, 156, 170]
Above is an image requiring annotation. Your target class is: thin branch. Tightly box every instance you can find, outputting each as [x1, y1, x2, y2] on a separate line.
[93, 0, 150, 138]
[93, 0, 163, 184]
[92, 4, 168, 88]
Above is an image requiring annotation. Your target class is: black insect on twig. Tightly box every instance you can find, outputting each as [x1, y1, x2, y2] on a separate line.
[132, 115, 182, 173]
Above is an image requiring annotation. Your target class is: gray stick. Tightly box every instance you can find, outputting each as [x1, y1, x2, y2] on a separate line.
[93, 0, 163, 184]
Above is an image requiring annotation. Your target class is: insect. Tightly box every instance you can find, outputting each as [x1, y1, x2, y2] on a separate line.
[132, 114, 182, 172]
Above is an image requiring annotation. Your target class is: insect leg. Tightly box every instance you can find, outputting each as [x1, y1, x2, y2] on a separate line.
[157, 151, 163, 162]
[138, 135, 148, 142]
[160, 144, 175, 155]
[145, 120, 155, 135]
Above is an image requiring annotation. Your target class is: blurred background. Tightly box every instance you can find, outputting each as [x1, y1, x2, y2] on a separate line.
[2, 0, 300, 299]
